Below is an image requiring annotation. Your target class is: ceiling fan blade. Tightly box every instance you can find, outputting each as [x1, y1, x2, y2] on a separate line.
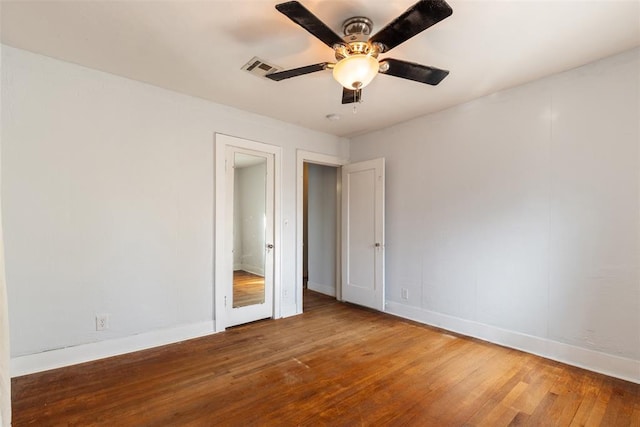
[380, 58, 449, 85]
[369, 0, 452, 53]
[266, 62, 330, 81]
[275, 1, 345, 49]
[342, 88, 362, 104]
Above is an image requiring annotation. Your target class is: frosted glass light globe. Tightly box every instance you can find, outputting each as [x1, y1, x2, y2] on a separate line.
[332, 54, 379, 90]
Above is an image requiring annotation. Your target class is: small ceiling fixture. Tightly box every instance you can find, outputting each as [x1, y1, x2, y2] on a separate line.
[265, 0, 453, 105]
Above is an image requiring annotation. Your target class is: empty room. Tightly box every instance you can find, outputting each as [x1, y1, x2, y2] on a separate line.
[0, 0, 639, 425]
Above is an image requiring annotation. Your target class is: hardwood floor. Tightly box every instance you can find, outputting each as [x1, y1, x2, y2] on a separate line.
[232, 270, 264, 307]
[12, 290, 640, 426]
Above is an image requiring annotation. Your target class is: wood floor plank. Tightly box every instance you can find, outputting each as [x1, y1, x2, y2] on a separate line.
[464, 377, 529, 426]
[584, 379, 614, 426]
[600, 380, 638, 426]
[569, 373, 606, 426]
[631, 403, 640, 427]
[509, 361, 559, 416]
[11, 290, 640, 426]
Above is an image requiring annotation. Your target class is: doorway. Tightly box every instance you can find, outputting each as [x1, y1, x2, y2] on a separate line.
[296, 151, 347, 313]
[296, 151, 386, 315]
[303, 163, 340, 304]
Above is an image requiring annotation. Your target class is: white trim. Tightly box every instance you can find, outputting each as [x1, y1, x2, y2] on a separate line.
[307, 281, 336, 297]
[214, 135, 227, 332]
[386, 301, 640, 384]
[296, 150, 347, 314]
[11, 321, 215, 377]
[215, 133, 282, 331]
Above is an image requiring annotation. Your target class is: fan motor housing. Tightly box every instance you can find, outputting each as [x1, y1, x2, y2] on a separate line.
[335, 16, 380, 61]
[343, 17, 372, 38]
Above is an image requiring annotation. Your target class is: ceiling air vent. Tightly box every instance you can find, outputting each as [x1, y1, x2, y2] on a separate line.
[242, 57, 282, 79]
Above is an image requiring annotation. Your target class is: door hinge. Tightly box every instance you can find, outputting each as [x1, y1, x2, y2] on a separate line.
[224, 295, 227, 307]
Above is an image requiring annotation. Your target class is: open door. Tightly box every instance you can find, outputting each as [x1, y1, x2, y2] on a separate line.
[341, 158, 385, 311]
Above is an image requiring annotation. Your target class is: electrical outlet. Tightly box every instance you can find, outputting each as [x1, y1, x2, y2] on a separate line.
[96, 314, 109, 331]
[401, 288, 409, 300]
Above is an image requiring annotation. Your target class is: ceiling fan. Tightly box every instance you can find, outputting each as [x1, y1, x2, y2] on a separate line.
[265, 0, 453, 104]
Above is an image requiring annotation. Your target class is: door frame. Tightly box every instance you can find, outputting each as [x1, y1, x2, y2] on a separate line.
[215, 133, 282, 332]
[295, 150, 347, 314]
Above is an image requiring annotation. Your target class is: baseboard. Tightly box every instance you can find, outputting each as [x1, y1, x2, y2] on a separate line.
[385, 301, 640, 384]
[11, 320, 216, 377]
[307, 281, 336, 297]
[238, 265, 264, 276]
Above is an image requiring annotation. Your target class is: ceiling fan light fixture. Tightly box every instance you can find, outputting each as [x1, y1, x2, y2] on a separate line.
[332, 54, 379, 90]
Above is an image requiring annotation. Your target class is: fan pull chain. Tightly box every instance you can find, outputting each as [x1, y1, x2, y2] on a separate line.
[353, 90, 357, 113]
[353, 89, 359, 114]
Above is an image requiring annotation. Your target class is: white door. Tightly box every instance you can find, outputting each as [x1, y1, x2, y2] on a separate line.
[341, 158, 385, 311]
[225, 146, 274, 327]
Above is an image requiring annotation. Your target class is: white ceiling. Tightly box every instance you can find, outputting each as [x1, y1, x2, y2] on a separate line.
[2, 0, 639, 137]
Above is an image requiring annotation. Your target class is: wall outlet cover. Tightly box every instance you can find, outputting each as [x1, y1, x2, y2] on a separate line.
[96, 314, 110, 331]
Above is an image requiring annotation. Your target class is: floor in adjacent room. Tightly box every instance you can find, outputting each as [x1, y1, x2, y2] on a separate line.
[11, 290, 640, 426]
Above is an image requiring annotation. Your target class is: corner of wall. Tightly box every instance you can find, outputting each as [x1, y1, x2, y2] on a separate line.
[307, 282, 336, 297]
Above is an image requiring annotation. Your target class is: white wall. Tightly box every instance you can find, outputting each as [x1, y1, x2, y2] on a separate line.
[307, 164, 337, 296]
[1, 45, 348, 373]
[351, 48, 640, 382]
